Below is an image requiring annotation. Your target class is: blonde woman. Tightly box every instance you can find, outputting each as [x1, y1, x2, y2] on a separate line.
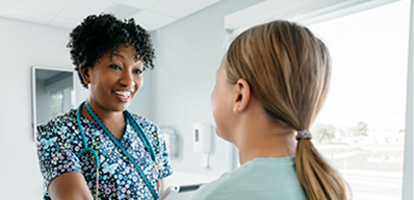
[191, 20, 350, 200]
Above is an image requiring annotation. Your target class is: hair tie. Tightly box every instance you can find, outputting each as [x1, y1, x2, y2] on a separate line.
[296, 130, 312, 140]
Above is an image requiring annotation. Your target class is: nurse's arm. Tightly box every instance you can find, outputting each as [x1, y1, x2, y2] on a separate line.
[159, 179, 165, 193]
[48, 171, 93, 200]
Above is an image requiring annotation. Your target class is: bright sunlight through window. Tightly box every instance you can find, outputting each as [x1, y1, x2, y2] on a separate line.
[308, 1, 411, 199]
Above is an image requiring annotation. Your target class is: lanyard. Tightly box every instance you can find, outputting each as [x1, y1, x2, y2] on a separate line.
[77, 101, 160, 199]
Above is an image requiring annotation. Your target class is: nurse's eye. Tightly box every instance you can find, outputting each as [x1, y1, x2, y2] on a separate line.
[109, 65, 121, 70]
[133, 69, 143, 74]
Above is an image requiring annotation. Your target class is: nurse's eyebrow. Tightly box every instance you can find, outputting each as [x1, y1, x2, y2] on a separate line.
[112, 53, 124, 59]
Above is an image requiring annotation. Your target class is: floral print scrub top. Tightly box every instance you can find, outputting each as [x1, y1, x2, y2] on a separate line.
[36, 108, 173, 200]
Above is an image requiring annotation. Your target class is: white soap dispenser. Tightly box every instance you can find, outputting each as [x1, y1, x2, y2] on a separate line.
[193, 123, 212, 168]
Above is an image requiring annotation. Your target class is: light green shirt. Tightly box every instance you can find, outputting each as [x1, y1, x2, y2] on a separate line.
[190, 156, 308, 200]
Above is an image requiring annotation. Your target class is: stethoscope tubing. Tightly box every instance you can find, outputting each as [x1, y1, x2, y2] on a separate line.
[76, 101, 160, 199]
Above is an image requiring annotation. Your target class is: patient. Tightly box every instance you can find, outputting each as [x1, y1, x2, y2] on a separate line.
[191, 20, 350, 200]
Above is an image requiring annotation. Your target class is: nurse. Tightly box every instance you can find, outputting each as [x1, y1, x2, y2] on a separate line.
[36, 14, 172, 200]
[191, 20, 350, 200]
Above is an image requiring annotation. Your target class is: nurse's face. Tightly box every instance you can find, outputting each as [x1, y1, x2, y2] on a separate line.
[82, 45, 143, 113]
[211, 54, 236, 143]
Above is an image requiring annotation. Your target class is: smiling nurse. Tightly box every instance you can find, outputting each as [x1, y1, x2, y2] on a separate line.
[83, 44, 143, 139]
[36, 14, 172, 200]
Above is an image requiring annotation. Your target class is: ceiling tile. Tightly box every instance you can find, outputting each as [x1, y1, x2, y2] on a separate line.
[0, 6, 53, 25]
[131, 10, 177, 31]
[48, 17, 79, 30]
[0, 0, 224, 31]
[107, 0, 164, 9]
[149, 0, 222, 18]
[0, 0, 72, 16]
[57, 0, 114, 22]
[104, 3, 141, 19]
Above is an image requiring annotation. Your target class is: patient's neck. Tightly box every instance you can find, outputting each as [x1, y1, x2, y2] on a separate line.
[238, 129, 296, 165]
[233, 106, 296, 165]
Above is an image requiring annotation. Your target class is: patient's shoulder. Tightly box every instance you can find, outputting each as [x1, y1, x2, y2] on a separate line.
[191, 157, 307, 200]
[190, 161, 257, 199]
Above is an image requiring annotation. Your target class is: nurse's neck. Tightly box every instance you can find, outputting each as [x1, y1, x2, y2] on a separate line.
[81, 101, 126, 139]
[232, 99, 296, 165]
[84, 101, 124, 121]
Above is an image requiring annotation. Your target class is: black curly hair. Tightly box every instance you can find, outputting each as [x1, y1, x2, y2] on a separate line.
[67, 14, 155, 88]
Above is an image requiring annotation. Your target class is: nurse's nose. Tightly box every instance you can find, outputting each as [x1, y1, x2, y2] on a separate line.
[119, 70, 135, 87]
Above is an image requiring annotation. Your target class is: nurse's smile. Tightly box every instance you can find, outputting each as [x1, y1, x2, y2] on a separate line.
[114, 89, 134, 103]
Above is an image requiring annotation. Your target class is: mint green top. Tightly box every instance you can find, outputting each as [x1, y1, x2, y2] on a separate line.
[190, 156, 308, 200]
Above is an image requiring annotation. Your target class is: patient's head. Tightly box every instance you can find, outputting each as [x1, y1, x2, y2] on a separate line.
[222, 20, 331, 133]
[211, 21, 349, 200]
[67, 14, 155, 88]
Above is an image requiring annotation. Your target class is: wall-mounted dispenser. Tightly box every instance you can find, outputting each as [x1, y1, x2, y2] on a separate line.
[161, 127, 179, 159]
[193, 123, 211, 168]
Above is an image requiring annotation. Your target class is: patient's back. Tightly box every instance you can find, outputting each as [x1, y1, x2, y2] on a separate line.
[190, 156, 307, 200]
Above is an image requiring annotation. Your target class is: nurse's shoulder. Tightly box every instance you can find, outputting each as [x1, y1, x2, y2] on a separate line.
[36, 108, 79, 143]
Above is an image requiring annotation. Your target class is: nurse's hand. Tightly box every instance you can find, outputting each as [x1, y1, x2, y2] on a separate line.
[48, 171, 93, 200]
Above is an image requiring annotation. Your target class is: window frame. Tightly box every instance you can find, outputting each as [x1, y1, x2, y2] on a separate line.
[402, 1, 413, 199]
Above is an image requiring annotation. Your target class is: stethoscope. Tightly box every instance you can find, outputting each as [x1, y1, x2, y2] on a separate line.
[76, 101, 161, 199]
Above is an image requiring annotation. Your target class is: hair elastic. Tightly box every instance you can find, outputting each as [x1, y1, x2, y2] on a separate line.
[296, 130, 312, 140]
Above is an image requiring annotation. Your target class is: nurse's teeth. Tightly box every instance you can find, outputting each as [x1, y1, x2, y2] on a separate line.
[115, 91, 131, 97]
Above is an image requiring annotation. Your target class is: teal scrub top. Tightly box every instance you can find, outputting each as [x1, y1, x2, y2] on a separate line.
[190, 156, 308, 200]
[37, 108, 173, 200]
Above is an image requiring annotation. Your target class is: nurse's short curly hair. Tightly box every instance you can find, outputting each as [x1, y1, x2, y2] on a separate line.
[67, 14, 155, 88]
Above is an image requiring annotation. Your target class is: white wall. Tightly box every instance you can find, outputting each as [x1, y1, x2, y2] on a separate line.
[0, 17, 76, 199]
[150, 0, 264, 179]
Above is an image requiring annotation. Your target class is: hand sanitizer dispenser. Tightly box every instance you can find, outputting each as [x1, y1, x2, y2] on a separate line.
[193, 123, 211, 168]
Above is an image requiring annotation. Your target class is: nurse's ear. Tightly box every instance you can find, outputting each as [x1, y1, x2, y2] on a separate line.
[79, 64, 91, 85]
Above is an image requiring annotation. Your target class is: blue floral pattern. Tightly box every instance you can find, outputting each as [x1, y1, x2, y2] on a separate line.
[36, 108, 173, 199]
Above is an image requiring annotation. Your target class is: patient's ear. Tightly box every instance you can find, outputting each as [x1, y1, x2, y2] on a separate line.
[79, 64, 90, 85]
[233, 79, 251, 113]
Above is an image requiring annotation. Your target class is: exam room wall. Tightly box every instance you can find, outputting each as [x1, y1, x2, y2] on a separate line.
[0, 17, 72, 199]
[0, 16, 152, 199]
[0, 18, 71, 199]
[150, 0, 264, 178]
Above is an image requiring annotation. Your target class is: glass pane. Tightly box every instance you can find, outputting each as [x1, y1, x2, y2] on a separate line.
[50, 90, 63, 118]
[308, 1, 410, 199]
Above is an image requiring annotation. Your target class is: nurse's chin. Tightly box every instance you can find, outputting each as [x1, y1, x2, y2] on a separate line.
[107, 102, 132, 112]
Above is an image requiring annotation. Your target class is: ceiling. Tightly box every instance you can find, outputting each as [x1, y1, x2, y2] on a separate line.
[0, 0, 223, 31]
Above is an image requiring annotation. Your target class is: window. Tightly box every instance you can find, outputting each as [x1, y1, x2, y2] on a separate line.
[308, 1, 410, 199]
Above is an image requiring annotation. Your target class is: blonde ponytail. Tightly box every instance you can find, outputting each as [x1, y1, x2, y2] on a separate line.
[296, 140, 349, 200]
